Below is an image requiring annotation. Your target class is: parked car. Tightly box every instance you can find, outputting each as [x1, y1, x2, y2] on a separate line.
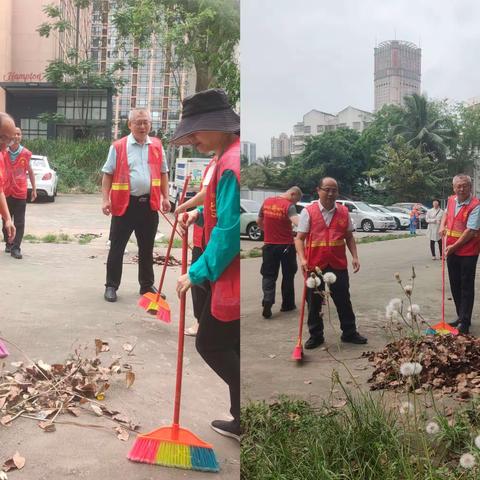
[336, 200, 396, 232]
[391, 202, 428, 228]
[240, 199, 263, 241]
[27, 155, 58, 202]
[370, 204, 409, 230]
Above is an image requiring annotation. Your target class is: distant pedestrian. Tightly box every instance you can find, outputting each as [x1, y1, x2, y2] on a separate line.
[2, 127, 36, 259]
[257, 187, 302, 318]
[409, 205, 419, 235]
[426, 199, 443, 259]
[101, 108, 170, 302]
[441, 174, 480, 334]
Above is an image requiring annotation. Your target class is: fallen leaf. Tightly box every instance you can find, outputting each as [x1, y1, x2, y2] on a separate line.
[1, 415, 12, 426]
[38, 421, 56, 432]
[304, 380, 312, 385]
[12, 452, 25, 470]
[125, 372, 135, 389]
[0, 470, 8, 479]
[268, 354, 276, 359]
[37, 360, 51, 372]
[95, 339, 110, 355]
[10, 362, 23, 369]
[122, 343, 134, 353]
[67, 407, 81, 417]
[115, 426, 129, 441]
[332, 400, 347, 409]
[91, 404, 103, 416]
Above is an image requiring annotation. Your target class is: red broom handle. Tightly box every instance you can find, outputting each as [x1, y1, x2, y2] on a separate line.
[155, 174, 191, 301]
[173, 213, 189, 428]
[159, 209, 193, 251]
[441, 234, 446, 327]
[297, 232, 314, 341]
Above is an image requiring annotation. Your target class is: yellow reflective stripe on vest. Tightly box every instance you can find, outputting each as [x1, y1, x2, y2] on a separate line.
[111, 183, 129, 191]
[311, 240, 344, 247]
[446, 229, 462, 238]
[151, 178, 161, 186]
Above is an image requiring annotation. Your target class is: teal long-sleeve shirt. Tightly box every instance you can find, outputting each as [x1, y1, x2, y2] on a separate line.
[188, 169, 240, 284]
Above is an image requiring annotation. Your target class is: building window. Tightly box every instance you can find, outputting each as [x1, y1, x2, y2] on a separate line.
[304, 126, 311, 134]
[21, 118, 48, 139]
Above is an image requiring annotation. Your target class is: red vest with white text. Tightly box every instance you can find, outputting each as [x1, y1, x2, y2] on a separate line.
[262, 196, 295, 244]
[203, 138, 240, 322]
[4, 147, 32, 199]
[111, 136, 163, 216]
[193, 158, 216, 248]
[446, 195, 480, 256]
[305, 203, 349, 270]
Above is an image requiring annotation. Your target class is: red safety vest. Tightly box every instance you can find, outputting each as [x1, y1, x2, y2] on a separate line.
[110, 136, 163, 216]
[193, 158, 216, 248]
[262, 196, 295, 245]
[305, 202, 349, 270]
[3, 147, 32, 199]
[446, 195, 480, 256]
[0, 152, 5, 192]
[203, 138, 240, 322]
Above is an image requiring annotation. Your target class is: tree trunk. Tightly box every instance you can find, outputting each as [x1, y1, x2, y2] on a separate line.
[194, 61, 213, 93]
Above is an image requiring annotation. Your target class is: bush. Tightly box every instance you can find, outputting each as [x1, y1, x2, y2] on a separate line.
[23, 138, 111, 193]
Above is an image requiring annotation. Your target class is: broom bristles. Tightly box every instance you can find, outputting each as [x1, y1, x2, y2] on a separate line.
[157, 307, 171, 323]
[0, 340, 9, 359]
[291, 344, 303, 361]
[431, 322, 459, 336]
[128, 427, 219, 472]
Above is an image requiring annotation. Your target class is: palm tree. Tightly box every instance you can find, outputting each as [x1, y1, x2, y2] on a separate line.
[392, 94, 454, 161]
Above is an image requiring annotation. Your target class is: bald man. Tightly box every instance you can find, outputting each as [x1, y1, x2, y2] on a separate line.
[257, 186, 302, 318]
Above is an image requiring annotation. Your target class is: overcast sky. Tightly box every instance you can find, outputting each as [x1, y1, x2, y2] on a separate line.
[241, 0, 480, 157]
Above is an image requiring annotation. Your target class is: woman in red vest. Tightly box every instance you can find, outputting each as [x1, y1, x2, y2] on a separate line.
[173, 89, 240, 440]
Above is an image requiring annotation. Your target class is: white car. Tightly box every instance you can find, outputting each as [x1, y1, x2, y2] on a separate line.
[27, 155, 59, 202]
[370, 204, 410, 230]
[336, 200, 396, 232]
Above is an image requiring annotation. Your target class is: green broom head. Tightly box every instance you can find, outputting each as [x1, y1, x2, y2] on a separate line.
[127, 424, 219, 472]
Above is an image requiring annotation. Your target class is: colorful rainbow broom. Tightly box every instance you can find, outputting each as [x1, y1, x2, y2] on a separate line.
[138, 175, 191, 323]
[128, 216, 219, 472]
[0, 338, 9, 358]
[292, 233, 313, 361]
[430, 236, 459, 336]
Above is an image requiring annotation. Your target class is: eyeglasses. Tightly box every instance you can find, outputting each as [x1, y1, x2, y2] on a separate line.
[132, 120, 151, 127]
[319, 187, 338, 194]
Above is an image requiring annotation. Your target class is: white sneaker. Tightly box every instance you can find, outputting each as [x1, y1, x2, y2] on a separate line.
[185, 323, 199, 336]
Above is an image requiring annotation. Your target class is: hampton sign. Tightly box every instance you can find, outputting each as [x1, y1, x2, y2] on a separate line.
[3, 72, 43, 82]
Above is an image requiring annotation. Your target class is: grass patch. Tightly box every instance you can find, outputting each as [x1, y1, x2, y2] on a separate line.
[356, 233, 415, 244]
[155, 238, 182, 248]
[241, 396, 480, 479]
[23, 233, 72, 243]
[240, 247, 263, 259]
[77, 234, 99, 245]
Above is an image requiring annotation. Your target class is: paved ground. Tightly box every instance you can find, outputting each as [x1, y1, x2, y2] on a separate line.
[241, 234, 480, 406]
[0, 194, 239, 479]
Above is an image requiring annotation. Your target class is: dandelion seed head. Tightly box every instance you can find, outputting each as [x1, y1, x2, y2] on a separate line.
[425, 421, 440, 435]
[411, 362, 422, 375]
[400, 362, 415, 376]
[385, 305, 394, 320]
[314, 276, 321, 287]
[404, 285, 413, 295]
[388, 298, 402, 311]
[408, 304, 421, 315]
[475, 435, 480, 450]
[323, 272, 337, 285]
[394, 272, 401, 282]
[306, 277, 316, 288]
[406, 312, 412, 321]
[459, 453, 476, 469]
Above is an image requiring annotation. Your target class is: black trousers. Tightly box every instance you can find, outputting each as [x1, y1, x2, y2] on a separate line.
[2, 196, 26, 249]
[306, 267, 357, 338]
[430, 240, 442, 257]
[260, 243, 297, 309]
[191, 246, 209, 321]
[195, 281, 240, 422]
[447, 254, 478, 327]
[105, 196, 158, 290]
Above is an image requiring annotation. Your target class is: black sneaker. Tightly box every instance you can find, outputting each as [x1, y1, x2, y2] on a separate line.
[458, 323, 470, 335]
[5, 244, 11, 253]
[448, 319, 460, 327]
[341, 332, 368, 345]
[304, 336, 325, 349]
[139, 285, 158, 295]
[11, 248, 22, 259]
[104, 286, 117, 302]
[210, 419, 240, 441]
[262, 303, 272, 319]
[280, 305, 296, 312]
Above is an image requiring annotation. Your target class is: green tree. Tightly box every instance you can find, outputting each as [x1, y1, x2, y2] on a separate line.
[392, 94, 454, 161]
[369, 137, 447, 202]
[113, 0, 240, 104]
[290, 128, 366, 195]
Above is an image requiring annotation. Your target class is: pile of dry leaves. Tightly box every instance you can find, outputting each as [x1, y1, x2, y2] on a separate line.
[0, 339, 139, 442]
[131, 252, 181, 266]
[363, 334, 480, 399]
